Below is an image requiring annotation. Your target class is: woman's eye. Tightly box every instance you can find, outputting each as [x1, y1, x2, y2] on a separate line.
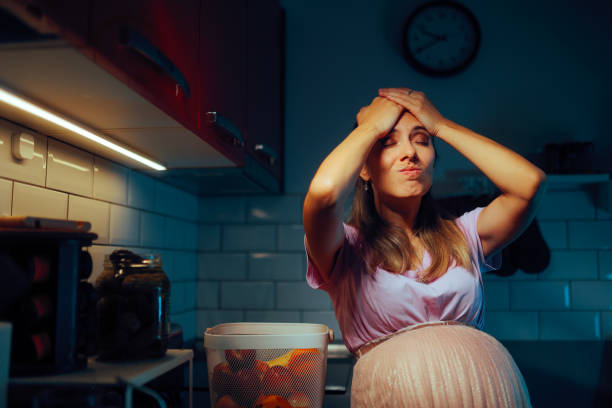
[381, 138, 394, 147]
[414, 135, 430, 145]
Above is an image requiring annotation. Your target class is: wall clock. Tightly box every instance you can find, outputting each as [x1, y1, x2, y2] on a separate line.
[402, 1, 481, 77]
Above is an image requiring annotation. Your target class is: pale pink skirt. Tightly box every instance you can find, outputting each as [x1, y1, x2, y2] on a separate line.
[350, 321, 532, 408]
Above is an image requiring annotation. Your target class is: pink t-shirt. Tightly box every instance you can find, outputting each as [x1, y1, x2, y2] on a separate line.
[305, 206, 501, 355]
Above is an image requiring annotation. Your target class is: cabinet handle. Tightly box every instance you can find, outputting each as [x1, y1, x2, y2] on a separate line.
[254, 144, 278, 166]
[206, 112, 245, 148]
[120, 28, 191, 98]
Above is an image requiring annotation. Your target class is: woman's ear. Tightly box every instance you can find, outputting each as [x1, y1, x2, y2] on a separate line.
[359, 165, 370, 182]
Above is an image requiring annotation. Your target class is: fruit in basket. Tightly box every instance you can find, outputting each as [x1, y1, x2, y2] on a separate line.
[287, 349, 323, 392]
[232, 368, 262, 406]
[261, 365, 293, 398]
[215, 395, 241, 408]
[288, 391, 311, 408]
[287, 349, 321, 367]
[225, 349, 256, 371]
[254, 394, 292, 408]
[254, 359, 270, 381]
[264, 349, 294, 367]
[212, 362, 234, 396]
[264, 348, 318, 368]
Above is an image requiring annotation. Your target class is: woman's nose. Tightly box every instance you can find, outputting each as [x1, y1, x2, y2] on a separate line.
[400, 141, 417, 161]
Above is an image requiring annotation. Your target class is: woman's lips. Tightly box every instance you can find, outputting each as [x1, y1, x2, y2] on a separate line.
[399, 168, 422, 177]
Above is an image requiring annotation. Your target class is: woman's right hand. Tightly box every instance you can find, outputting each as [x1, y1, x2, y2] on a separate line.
[356, 96, 404, 138]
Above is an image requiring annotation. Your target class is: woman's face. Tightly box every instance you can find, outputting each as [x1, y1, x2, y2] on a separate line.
[361, 111, 435, 200]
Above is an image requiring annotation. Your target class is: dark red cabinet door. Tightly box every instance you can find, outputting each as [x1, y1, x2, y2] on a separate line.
[90, 0, 199, 132]
[5, 0, 91, 47]
[198, 0, 247, 166]
[246, 0, 283, 180]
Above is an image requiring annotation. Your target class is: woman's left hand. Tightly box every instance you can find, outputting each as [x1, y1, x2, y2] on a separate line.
[378, 87, 448, 137]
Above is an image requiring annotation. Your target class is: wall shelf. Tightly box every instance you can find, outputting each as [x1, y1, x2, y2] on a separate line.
[546, 173, 609, 190]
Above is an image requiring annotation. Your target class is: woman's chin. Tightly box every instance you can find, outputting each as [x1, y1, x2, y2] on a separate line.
[385, 188, 428, 199]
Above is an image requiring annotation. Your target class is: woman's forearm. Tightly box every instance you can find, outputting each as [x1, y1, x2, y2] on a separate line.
[306, 123, 382, 209]
[436, 119, 547, 201]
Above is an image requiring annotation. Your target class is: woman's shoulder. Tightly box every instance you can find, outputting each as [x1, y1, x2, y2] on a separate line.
[453, 206, 485, 232]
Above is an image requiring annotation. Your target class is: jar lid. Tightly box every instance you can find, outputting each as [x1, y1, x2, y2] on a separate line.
[104, 249, 162, 278]
[104, 250, 162, 267]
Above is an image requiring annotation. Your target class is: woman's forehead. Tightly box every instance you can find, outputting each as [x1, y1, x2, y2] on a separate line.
[394, 112, 423, 131]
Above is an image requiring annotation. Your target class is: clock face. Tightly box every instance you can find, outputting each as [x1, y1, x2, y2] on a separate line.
[403, 1, 480, 76]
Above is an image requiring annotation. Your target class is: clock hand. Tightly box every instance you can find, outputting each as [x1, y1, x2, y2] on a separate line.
[419, 27, 447, 41]
[415, 37, 444, 53]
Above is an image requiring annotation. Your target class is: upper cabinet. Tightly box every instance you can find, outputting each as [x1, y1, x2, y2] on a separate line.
[1, 0, 91, 47]
[0, 0, 284, 194]
[199, 0, 247, 167]
[247, 0, 283, 181]
[90, 0, 200, 138]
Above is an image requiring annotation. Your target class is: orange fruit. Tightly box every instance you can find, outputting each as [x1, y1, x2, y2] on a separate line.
[254, 394, 292, 408]
[287, 349, 323, 392]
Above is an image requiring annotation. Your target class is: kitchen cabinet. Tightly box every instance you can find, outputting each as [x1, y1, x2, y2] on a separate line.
[90, 0, 200, 141]
[0, 0, 284, 194]
[199, 0, 247, 167]
[246, 0, 283, 181]
[0, 0, 91, 48]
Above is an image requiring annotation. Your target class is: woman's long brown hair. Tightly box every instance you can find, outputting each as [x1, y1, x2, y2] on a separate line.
[347, 123, 473, 282]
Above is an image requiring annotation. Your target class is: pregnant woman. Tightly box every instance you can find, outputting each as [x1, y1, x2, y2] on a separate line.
[303, 87, 545, 407]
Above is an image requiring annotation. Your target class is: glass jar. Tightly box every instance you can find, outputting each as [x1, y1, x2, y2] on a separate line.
[95, 249, 170, 360]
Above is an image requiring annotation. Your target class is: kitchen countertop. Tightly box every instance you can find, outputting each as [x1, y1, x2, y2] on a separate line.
[327, 343, 354, 361]
[9, 349, 194, 386]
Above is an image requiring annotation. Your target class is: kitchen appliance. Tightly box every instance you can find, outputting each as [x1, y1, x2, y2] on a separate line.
[0, 224, 97, 376]
[204, 322, 332, 408]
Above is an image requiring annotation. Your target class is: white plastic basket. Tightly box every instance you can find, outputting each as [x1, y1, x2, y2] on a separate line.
[204, 322, 333, 408]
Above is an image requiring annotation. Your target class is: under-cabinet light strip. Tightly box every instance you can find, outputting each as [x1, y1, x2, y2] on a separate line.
[0, 87, 167, 171]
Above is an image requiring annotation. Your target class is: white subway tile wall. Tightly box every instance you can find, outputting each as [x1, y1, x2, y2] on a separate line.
[127, 170, 156, 212]
[109, 204, 140, 246]
[198, 225, 221, 251]
[599, 251, 612, 280]
[0, 121, 199, 343]
[93, 157, 128, 205]
[12, 182, 67, 218]
[221, 282, 275, 309]
[0, 178, 12, 216]
[140, 211, 165, 248]
[539, 311, 601, 340]
[484, 312, 538, 340]
[198, 186, 612, 343]
[68, 195, 110, 244]
[47, 139, 94, 197]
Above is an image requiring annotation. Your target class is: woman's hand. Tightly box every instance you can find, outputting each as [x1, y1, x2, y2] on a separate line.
[356, 96, 404, 138]
[377, 88, 448, 137]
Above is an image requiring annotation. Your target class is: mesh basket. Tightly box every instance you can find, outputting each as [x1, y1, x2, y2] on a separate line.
[204, 322, 333, 408]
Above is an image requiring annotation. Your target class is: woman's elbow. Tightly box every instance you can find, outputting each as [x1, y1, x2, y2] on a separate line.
[305, 178, 341, 210]
[527, 169, 547, 201]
